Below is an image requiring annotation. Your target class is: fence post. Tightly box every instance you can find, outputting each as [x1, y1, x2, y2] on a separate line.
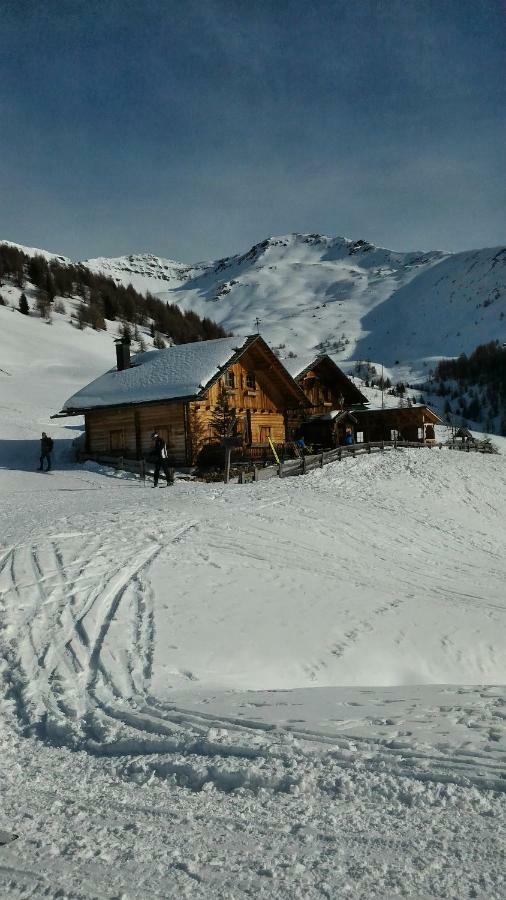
[367, 443, 371, 454]
[338, 448, 342, 461]
[253, 466, 258, 482]
[224, 446, 232, 484]
[140, 458, 146, 485]
[119, 456, 124, 471]
[320, 452, 324, 468]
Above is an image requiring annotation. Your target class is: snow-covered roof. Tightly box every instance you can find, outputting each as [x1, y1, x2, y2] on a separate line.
[63, 336, 250, 411]
[282, 355, 315, 378]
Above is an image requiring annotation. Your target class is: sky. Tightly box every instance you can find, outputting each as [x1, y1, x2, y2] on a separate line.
[0, 0, 505, 261]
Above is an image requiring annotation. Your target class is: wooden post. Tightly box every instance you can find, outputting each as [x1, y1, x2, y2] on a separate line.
[134, 411, 142, 460]
[140, 458, 146, 485]
[320, 452, 324, 468]
[224, 446, 232, 484]
[253, 466, 258, 482]
[302, 455, 307, 475]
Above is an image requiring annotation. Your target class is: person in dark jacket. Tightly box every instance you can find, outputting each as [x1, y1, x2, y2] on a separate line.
[151, 431, 175, 488]
[344, 430, 354, 446]
[38, 432, 53, 471]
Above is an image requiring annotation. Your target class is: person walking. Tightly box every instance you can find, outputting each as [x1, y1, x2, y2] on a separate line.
[151, 431, 175, 488]
[39, 432, 53, 471]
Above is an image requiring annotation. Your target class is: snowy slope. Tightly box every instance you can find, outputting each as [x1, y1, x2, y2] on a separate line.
[1, 236, 505, 897]
[85, 234, 506, 377]
[0, 301, 117, 468]
[0, 445, 505, 898]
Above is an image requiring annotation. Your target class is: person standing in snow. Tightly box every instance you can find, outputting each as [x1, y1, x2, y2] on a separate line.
[38, 432, 53, 471]
[344, 429, 354, 446]
[151, 431, 175, 488]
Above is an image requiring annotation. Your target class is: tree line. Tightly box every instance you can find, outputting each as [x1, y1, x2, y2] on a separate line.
[0, 243, 228, 344]
[429, 341, 506, 435]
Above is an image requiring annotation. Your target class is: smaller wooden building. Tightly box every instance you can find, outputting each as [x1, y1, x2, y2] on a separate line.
[284, 354, 367, 415]
[56, 335, 309, 465]
[353, 405, 444, 444]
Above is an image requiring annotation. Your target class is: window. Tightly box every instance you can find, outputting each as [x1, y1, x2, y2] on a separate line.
[224, 370, 235, 389]
[356, 431, 364, 443]
[259, 426, 271, 443]
[390, 429, 399, 441]
[417, 426, 424, 440]
[245, 371, 256, 390]
[109, 429, 125, 451]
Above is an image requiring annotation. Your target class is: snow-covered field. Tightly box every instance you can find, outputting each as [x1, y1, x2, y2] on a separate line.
[1, 448, 505, 898]
[1, 287, 506, 899]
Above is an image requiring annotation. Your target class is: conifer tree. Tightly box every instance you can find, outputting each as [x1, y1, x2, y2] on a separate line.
[18, 292, 29, 315]
[211, 384, 236, 440]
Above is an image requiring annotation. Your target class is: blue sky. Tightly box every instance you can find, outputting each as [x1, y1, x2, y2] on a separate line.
[1, 0, 504, 260]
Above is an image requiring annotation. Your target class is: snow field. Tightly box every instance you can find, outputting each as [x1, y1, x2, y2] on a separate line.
[1, 288, 506, 897]
[0, 450, 505, 896]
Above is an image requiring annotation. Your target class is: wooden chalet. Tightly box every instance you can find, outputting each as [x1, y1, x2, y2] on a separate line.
[353, 405, 444, 444]
[283, 354, 367, 416]
[55, 335, 309, 465]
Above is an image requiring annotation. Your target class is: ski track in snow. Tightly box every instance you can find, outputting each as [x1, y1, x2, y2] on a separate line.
[1, 450, 506, 898]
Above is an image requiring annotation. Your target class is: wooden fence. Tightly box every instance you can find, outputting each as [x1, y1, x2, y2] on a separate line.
[238, 440, 445, 483]
[78, 437, 496, 485]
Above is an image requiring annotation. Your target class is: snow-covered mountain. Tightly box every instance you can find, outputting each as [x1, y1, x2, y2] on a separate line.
[83, 233, 506, 378]
[3, 232, 506, 382]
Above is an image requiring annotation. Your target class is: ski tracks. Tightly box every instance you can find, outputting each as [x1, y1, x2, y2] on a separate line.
[0, 519, 197, 746]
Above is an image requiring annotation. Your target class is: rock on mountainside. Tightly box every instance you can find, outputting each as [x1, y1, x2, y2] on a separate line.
[84, 234, 506, 377]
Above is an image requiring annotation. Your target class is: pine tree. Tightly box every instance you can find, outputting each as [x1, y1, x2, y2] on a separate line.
[18, 292, 29, 315]
[210, 385, 236, 440]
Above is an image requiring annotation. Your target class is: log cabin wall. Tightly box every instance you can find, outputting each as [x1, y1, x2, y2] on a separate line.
[355, 408, 439, 443]
[85, 402, 187, 463]
[86, 407, 137, 456]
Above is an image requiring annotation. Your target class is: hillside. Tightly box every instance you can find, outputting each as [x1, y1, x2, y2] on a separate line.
[84, 233, 506, 378]
[4, 233, 506, 383]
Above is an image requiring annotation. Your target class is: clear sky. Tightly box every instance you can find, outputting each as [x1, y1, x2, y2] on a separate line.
[1, 0, 504, 261]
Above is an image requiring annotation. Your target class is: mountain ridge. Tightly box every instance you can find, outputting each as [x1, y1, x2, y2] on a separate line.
[2, 233, 505, 379]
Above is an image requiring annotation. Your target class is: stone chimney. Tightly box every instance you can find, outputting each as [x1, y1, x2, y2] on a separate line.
[115, 337, 131, 371]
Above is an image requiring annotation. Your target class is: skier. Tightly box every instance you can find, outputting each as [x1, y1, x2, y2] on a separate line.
[151, 431, 175, 488]
[38, 432, 53, 471]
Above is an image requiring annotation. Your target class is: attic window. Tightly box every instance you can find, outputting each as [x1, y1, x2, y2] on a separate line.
[224, 370, 235, 389]
[245, 372, 256, 390]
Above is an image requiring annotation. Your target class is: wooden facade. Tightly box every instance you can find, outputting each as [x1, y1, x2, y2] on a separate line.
[353, 405, 443, 444]
[74, 336, 309, 466]
[285, 354, 368, 438]
[292, 356, 367, 415]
